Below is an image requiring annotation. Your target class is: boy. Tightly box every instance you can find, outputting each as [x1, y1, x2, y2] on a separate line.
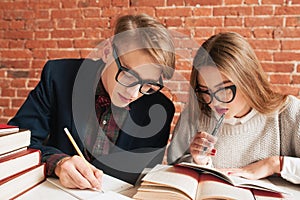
[9, 14, 175, 189]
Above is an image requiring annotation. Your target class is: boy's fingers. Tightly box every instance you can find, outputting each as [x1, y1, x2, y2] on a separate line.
[68, 165, 92, 189]
[77, 161, 102, 189]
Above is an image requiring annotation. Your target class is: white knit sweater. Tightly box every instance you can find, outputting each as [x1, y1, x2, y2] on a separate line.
[167, 95, 300, 183]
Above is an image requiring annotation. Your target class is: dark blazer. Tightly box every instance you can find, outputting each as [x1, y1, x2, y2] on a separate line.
[8, 59, 175, 184]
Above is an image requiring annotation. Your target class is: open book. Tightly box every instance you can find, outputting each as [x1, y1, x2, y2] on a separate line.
[177, 162, 288, 194]
[134, 164, 288, 200]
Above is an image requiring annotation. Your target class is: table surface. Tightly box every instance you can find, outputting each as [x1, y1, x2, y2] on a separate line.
[254, 176, 300, 200]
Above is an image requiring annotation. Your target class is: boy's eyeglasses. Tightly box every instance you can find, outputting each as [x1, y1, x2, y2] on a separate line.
[195, 84, 237, 104]
[112, 44, 164, 95]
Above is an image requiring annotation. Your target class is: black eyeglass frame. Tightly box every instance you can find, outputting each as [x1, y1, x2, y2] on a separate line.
[195, 84, 237, 104]
[112, 44, 164, 95]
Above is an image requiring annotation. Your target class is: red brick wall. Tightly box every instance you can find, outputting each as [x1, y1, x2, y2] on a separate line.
[0, 0, 300, 125]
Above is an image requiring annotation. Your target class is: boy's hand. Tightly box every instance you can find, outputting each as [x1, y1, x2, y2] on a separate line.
[55, 155, 103, 190]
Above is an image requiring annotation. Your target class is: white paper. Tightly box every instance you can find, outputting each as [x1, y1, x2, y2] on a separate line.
[46, 173, 133, 200]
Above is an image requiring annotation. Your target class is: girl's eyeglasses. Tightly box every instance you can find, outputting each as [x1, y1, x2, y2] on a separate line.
[195, 84, 237, 104]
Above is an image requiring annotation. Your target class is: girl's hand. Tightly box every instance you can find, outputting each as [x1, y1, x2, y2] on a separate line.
[190, 131, 218, 165]
[222, 156, 281, 180]
[55, 155, 103, 190]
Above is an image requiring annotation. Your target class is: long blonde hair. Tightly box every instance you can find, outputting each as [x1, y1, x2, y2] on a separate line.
[112, 14, 175, 79]
[190, 32, 287, 116]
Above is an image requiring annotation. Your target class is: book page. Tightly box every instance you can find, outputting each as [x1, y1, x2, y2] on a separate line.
[15, 180, 78, 200]
[177, 162, 233, 183]
[177, 162, 289, 195]
[141, 164, 199, 199]
[229, 176, 289, 194]
[45, 179, 132, 200]
[196, 174, 254, 200]
[87, 191, 133, 200]
[102, 173, 133, 193]
[47, 173, 133, 200]
[47, 178, 104, 200]
[134, 185, 191, 200]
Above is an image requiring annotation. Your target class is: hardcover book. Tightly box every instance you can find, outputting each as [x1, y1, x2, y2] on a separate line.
[0, 124, 19, 135]
[0, 163, 46, 199]
[0, 129, 31, 155]
[0, 148, 41, 181]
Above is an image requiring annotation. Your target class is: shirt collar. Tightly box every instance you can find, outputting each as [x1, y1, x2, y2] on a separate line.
[95, 79, 111, 107]
[214, 108, 258, 125]
[95, 78, 130, 110]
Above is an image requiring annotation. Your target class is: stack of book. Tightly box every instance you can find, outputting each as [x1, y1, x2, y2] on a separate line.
[0, 124, 46, 199]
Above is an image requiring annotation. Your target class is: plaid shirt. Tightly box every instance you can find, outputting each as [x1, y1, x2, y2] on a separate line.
[46, 79, 128, 176]
[84, 80, 128, 159]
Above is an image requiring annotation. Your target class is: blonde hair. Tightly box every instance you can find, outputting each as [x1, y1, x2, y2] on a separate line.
[112, 14, 175, 79]
[191, 32, 287, 116]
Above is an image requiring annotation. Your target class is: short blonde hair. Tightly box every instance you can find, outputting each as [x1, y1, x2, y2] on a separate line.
[112, 14, 175, 79]
[191, 32, 287, 116]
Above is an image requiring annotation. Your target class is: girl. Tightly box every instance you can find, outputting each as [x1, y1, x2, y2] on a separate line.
[167, 32, 300, 184]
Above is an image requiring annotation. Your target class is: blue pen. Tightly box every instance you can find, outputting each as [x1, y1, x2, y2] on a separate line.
[203, 113, 225, 152]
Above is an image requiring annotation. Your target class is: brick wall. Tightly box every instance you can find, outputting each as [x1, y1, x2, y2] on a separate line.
[0, 0, 300, 126]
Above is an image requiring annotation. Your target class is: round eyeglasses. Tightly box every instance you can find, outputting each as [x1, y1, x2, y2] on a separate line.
[195, 84, 237, 104]
[112, 44, 164, 95]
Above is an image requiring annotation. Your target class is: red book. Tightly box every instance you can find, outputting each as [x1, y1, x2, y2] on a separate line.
[0, 129, 31, 156]
[0, 124, 19, 135]
[0, 163, 46, 199]
[0, 148, 41, 181]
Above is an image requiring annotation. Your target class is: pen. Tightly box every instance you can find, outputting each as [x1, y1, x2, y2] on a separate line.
[203, 113, 225, 152]
[211, 113, 225, 137]
[63, 127, 103, 193]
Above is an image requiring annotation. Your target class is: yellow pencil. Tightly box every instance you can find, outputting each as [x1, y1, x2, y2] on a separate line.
[63, 127, 91, 168]
[63, 127, 103, 192]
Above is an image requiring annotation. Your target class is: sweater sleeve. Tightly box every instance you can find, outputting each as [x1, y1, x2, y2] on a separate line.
[281, 156, 300, 184]
[280, 95, 300, 183]
[167, 108, 197, 164]
[167, 109, 213, 166]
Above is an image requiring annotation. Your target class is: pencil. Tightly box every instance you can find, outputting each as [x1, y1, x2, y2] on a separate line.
[63, 127, 103, 192]
[63, 127, 91, 168]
